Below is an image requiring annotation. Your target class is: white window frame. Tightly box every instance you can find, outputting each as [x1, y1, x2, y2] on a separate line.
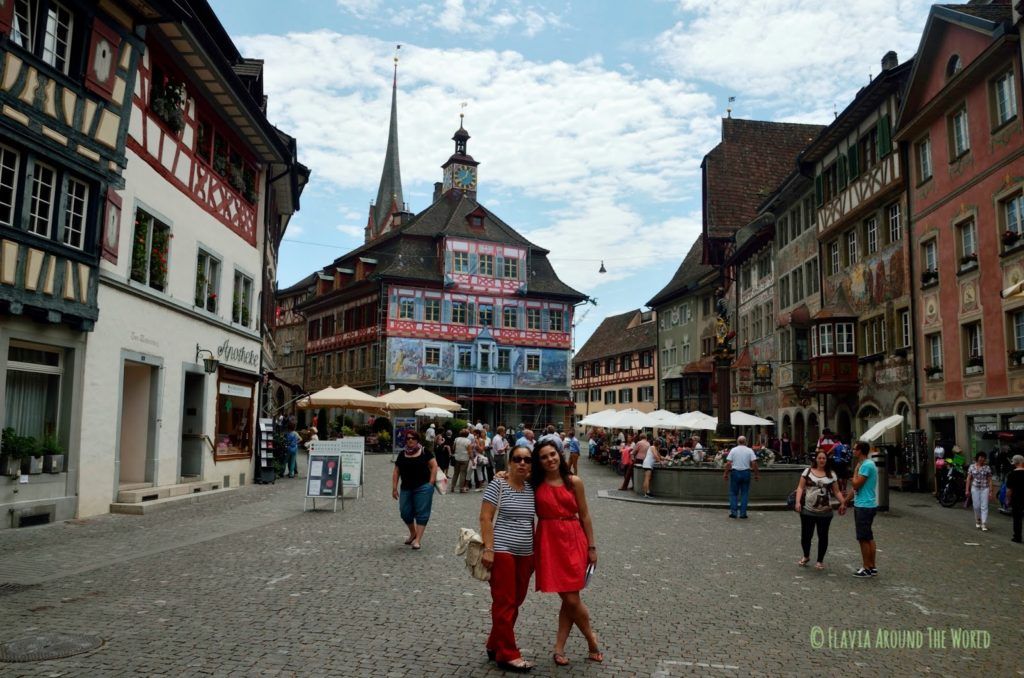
[424, 298, 440, 322]
[452, 251, 469, 274]
[829, 241, 840, 275]
[195, 249, 221, 312]
[525, 350, 541, 373]
[502, 306, 518, 329]
[456, 345, 474, 370]
[42, 1, 74, 74]
[923, 239, 938, 272]
[549, 308, 564, 332]
[900, 309, 911, 349]
[451, 301, 467, 325]
[888, 203, 902, 242]
[959, 219, 977, 258]
[6, 340, 64, 440]
[398, 297, 415, 320]
[866, 217, 878, 254]
[846, 230, 859, 265]
[994, 70, 1018, 126]
[0, 144, 21, 227]
[1014, 311, 1024, 352]
[526, 308, 541, 331]
[496, 347, 511, 372]
[819, 325, 834, 356]
[12, 0, 36, 52]
[423, 344, 441, 367]
[502, 257, 519, 279]
[478, 304, 493, 327]
[232, 270, 254, 327]
[917, 137, 932, 181]
[28, 161, 56, 238]
[478, 253, 494, 276]
[1005, 193, 1024, 236]
[966, 323, 982, 359]
[61, 176, 88, 250]
[952, 108, 970, 157]
[836, 322, 855, 355]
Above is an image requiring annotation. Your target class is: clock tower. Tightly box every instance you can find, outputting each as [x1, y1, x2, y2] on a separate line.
[441, 116, 479, 199]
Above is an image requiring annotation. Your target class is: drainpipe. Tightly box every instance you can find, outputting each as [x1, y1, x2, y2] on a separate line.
[900, 139, 923, 435]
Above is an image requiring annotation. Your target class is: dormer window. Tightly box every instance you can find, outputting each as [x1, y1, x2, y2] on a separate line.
[470, 215, 483, 228]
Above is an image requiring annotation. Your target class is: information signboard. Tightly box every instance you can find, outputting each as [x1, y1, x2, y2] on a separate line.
[304, 450, 341, 512]
[310, 438, 365, 497]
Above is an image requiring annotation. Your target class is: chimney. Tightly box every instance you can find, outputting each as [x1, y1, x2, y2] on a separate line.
[433, 182, 443, 202]
[881, 51, 898, 72]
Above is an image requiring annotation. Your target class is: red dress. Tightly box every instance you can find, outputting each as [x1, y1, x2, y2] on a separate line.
[534, 482, 588, 592]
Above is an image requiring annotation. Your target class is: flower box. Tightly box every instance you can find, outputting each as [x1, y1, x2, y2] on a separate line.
[924, 365, 943, 377]
[966, 355, 984, 368]
[1, 454, 20, 477]
[21, 455, 44, 475]
[44, 454, 65, 474]
[921, 270, 938, 285]
[1010, 349, 1024, 366]
[1002, 230, 1021, 248]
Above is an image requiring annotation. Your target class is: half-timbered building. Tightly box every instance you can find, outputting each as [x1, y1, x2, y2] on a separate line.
[295, 77, 584, 429]
[0, 0, 144, 527]
[571, 309, 657, 423]
[897, 2, 1024, 472]
[804, 50, 915, 447]
[74, 1, 304, 518]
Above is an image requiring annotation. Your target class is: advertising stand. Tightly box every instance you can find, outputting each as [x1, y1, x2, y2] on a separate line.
[305, 438, 365, 507]
[305, 445, 342, 512]
[256, 418, 275, 484]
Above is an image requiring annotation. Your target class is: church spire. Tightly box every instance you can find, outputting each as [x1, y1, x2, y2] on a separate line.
[368, 45, 405, 242]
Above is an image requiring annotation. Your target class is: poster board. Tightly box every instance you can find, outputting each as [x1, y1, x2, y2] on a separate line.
[308, 438, 365, 498]
[304, 450, 341, 512]
[256, 418, 275, 484]
[393, 416, 417, 460]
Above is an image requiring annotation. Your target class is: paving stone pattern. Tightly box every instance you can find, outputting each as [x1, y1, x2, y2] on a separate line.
[0, 454, 1020, 677]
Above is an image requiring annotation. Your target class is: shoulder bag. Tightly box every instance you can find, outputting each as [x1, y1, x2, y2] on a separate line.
[456, 479, 502, 582]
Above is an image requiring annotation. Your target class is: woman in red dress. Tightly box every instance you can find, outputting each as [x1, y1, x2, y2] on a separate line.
[531, 440, 603, 667]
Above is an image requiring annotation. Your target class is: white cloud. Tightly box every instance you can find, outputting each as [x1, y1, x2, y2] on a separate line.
[656, 0, 932, 119]
[334, 0, 379, 19]
[336, 223, 365, 238]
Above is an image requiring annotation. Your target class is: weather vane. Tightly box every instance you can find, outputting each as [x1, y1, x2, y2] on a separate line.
[460, 101, 468, 126]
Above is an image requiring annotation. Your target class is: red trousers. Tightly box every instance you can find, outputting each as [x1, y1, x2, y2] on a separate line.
[487, 552, 534, 662]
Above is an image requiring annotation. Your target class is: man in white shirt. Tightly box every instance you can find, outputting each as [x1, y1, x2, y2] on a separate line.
[491, 425, 509, 472]
[424, 424, 436, 454]
[723, 435, 760, 519]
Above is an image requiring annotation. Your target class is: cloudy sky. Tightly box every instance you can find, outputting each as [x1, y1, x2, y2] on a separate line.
[212, 0, 934, 346]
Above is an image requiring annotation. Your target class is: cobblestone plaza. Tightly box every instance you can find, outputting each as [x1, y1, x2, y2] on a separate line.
[0, 455, 1020, 677]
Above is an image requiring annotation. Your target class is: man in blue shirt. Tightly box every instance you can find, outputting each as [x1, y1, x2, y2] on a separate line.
[850, 441, 878, 577]
[566, 431, 581, 474]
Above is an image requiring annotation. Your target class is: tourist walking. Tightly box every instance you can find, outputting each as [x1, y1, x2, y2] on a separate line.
[795, 449, 847, 570]
[566, 431, 581, 475]
[1007, 454, 1024, 543]
[723, 435, 760, 519]
[452, 429, 472, 493]
[491, 425, 510, 472]
[425, 423, 436, 455]
[435, 430, 453, 476]
[617, 434, 635, 490]
[516, 428, 536, 451]
[966, 452, 994, 531]
[621, 433, 649, 491]
[531, 441, 603, 667]
[641, 439, 668, 498]
[850, 442, 878, 577]
[391, 431, 438, 550]
[480, 445, 537, 672]
[283, 422, 301, 479]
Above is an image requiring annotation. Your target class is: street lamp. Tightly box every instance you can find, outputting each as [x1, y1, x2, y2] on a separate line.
[195, 344, 219, 374]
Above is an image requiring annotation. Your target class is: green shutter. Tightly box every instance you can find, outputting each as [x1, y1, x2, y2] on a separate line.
[814, 174, 823, 206]
[838, 156, 848, 188]
[847, 144, 859, 178]
[877, 115, 892, 158]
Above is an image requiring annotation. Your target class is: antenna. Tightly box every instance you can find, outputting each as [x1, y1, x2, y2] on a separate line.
[460, 101, 468, 127]
[393, 44, 401, 86]
[727, 96, 735, 119]
[833, 103, 838, 119]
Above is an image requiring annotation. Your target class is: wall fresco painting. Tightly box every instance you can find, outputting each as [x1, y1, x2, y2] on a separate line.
[385, 338, 568, 389]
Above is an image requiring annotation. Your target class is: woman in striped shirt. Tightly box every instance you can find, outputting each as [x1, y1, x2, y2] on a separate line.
[480, 445, 536, 672]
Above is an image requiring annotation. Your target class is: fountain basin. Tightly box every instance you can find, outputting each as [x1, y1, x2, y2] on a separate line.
[631, 463, 805, 507]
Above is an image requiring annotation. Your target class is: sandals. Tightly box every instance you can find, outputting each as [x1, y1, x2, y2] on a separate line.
[797, 557, 809, 567]
[587, 650, 605, 663]
[553, 652, 570, 666]
[815, 562, 826, 571]
[411, 542, 421, 550]
[497, 658, 535, 672]
[404, 537, 415, 545]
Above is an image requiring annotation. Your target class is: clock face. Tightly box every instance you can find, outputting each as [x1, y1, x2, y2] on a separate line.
[454, 166, 476, 189]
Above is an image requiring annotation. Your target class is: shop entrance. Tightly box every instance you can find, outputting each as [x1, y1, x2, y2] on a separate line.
[118, 360, 159, 488]
[180, 371, 206, 479]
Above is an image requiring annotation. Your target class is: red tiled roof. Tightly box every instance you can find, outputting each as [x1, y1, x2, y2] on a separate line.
[704, 119, 825, 240]
[573, 309, 656, 363]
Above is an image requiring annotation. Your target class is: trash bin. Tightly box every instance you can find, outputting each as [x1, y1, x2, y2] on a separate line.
[871, 450, 889, 512]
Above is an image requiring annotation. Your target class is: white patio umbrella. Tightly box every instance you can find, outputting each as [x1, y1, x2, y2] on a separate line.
[295, 385, 387, 412]
[578, 409, 619, 427]
[677, 411, 718, 431]
[648, 410, 686, 428]
[605, 408, 660, 430]
[731, 412, 776, 427]
[415, 406, 455, 418]
[859, 414, 905, 443]
[378, 388, 427, 410]
[407, 387, 463, 412]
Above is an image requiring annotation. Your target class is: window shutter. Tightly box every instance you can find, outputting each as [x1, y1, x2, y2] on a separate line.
[84, 19, 123, 101]
[443, 299, 451, 323]
[518, 305, 525, 329]
[496, 255, 504, 277]
[563, 310, 570, 333]
[847, 144, 859, 178]
[414, 297, 424, 321]
[467, 301, 475, 325]
[444, 251, 452, 273]
[814, 175, 823, 206]
[469, 253, 478, 274]
[877, 115, 891, 158]
[0, 1, 12, 34]
[838, 156, 848, 188]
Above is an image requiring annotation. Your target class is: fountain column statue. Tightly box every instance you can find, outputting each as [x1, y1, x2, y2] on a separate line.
[713, 286, 734, 440]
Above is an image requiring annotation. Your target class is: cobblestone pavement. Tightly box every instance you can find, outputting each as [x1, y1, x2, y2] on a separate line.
[0, 454, 1020, 677]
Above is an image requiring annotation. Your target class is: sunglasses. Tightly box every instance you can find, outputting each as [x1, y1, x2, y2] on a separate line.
[511, 457, 532, 464]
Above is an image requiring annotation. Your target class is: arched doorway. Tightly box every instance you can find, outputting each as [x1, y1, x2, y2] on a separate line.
[794, 412, 805, 461]
[782, 414, 792, 438]
[857, 404, 880, 442]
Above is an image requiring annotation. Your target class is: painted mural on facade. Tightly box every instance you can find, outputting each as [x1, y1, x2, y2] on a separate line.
[385, 337, 568, 389]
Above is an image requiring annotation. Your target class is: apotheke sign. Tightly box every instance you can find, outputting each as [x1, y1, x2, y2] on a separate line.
[217, 339, 259, 368]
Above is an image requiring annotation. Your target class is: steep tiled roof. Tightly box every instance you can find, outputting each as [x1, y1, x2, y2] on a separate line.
[647, 235, 715, 308]
[403, 192, 536, 248]
[704, 119, 824, 240]
[278, 272, 316, 296]
[936, 1, 1011, 24]
[573, 310, 656, 363]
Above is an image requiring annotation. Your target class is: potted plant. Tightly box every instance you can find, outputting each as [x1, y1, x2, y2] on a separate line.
[1010, 349, 1024, 366]
[966, 355, 984, 368]
[151, 78, 186, 134]
[924, 365, 943, 378]
[1003, 230, 1021, 248]
[1, 427, 27, 476]
[921, 269, 938, 285]
[959, 252, 978, 267]
[241, 306, 250, 327]
[40, 435, 65, 474]
[5, 430, 43, 474]
[207, 291, 217, 313]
